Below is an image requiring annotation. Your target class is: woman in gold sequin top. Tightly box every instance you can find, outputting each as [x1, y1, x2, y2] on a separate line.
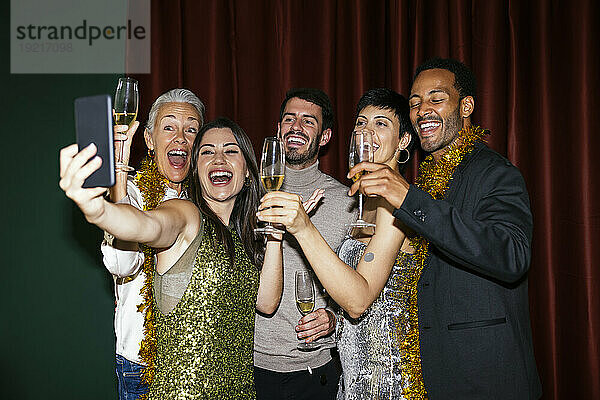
[258, 89, 427, 399]
[61, 117, 319, 398]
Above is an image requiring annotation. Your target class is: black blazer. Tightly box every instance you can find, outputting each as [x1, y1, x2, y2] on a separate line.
[394, 142, 542, 399]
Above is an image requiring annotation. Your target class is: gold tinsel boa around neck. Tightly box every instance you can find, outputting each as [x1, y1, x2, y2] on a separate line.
[407, 126, 488, 400]
[135, 156, 171, 211]
[409, 124, 488, 264]
[414, 125, 488, 200]
[409, 126, 488, 257]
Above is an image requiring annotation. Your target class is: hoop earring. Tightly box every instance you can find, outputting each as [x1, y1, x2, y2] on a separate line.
[397, 148, 410, 164]
[148, 149, 155, 158]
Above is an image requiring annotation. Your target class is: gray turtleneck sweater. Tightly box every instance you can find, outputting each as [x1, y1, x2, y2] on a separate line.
[254, 161, 356, 372]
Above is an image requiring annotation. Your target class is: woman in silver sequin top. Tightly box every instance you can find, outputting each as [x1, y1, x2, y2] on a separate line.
[258, 89, 427, 399]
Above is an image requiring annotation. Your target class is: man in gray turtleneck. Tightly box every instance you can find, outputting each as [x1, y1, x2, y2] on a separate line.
[254, 88, 355, 399]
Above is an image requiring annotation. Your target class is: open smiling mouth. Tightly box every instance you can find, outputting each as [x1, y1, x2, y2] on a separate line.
[209, 170, 233, 185]
[167, 149, 188, 168]
[418, 120, 442, 136]
[284, 133, 308, 148]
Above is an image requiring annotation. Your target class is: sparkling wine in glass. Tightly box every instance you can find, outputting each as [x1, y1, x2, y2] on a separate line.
[113, 77, 138, 172]
[348, 130, 376, 228]
[255, 137, 285, 235]
[295, 271, 321, 350]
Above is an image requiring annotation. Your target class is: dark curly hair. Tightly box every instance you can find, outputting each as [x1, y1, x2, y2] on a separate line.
[413, 57, 477, 101]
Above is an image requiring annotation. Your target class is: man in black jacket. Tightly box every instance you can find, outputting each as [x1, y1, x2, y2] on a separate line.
[348, 58, 542, 399]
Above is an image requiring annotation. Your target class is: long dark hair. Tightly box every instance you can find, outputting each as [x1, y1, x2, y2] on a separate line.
[188, 117, 263, 268]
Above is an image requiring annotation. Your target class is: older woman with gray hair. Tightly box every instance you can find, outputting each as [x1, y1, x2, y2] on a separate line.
[101, 88, 205, 399]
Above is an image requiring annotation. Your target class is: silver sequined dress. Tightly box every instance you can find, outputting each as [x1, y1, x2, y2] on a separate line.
[336, 237, 427, 400]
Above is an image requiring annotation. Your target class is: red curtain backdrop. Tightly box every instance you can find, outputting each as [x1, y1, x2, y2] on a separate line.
[131, 1, 600, 398]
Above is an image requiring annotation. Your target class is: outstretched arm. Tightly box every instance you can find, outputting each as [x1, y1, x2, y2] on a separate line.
[59, 143, 190, 249]
[257, 191, 405, 319]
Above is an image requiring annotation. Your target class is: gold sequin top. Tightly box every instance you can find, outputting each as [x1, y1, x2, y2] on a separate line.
[149, 220, 259, 399]
[336, 237, 427, 400]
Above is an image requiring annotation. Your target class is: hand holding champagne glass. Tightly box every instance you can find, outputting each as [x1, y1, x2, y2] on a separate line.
[295, 271, 321, 350]
[255, 137, 286, 235]
[348, 130, 376, 228]
[113, 77, 139, 172]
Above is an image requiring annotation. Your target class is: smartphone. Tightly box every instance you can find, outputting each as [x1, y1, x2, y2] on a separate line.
[74, 94, 115, 188]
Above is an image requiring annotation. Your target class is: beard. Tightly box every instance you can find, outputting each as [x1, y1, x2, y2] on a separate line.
[284, 130, 322, 167]
[416, 105, 463, 154]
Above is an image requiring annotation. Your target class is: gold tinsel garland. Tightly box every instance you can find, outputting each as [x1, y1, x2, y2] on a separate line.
[410, 124, 488, 265]
[406, 125, 488, 399]
[394, 251, 427, 400]
[133, 156, 170, 398]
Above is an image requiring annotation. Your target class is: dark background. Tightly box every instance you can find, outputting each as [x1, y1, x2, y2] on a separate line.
[2, 1, 598, 399]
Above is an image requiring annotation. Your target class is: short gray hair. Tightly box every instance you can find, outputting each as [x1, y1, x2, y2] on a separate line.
[146, 88, 206, 133]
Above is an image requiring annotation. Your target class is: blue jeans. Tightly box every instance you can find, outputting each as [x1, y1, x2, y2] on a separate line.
[115, 354, 149, 400]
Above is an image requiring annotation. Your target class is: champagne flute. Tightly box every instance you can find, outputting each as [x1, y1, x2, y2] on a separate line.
[113, 77, 139, 172]
[348, 130, 376, 228]
[295, 271, 321, 350]
[255, 136, 286, 235]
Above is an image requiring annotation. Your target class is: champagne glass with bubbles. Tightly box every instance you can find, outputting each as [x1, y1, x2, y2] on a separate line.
[255, 136, 286, 235]
[113, 77, 138, 172]
[295, 271, 321, 350]
[348, 130, 376, 228]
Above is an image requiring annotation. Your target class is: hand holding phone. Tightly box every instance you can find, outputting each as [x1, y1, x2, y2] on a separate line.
[59, 143, 109, 223]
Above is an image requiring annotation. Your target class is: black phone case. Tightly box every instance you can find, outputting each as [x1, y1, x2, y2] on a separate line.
[74, 94, 115, 188]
